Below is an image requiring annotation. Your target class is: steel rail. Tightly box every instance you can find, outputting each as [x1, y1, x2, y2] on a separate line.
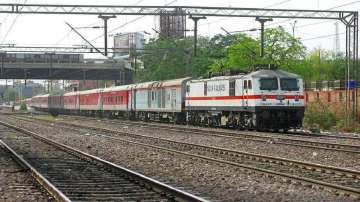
[106, 117, 360, 141]
[6, 115, 360, 198]
[0, 120, 208, 202]
[29, 114, 360, 154]
[0, 140, 71, 202]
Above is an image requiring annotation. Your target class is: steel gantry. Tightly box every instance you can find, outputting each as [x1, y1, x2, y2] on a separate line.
[0, 3, 357, 121]
[0, 4, 354, 19]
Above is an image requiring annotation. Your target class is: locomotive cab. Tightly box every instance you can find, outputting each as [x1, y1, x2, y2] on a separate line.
[250, 70, 305, 130]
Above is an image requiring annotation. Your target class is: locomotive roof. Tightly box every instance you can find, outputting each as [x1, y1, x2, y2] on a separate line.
[248, 69, 300, 78]
[189, 69, 299, 83]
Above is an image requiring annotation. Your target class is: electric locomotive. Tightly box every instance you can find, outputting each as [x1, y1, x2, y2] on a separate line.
[185, 69, 304, 130]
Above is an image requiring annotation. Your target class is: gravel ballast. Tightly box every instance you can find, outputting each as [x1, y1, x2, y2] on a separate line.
[29, 114, 360, 171]
[0, 114, 358, 201]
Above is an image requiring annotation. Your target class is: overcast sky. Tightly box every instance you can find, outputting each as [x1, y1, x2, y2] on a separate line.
[0, 0, 358, 85]
[0, 0, 357, 52]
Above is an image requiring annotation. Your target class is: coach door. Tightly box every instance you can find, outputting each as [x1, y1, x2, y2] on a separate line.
[132, 89, 136, 111]
[242, 79, 248, 109]
[170, 89, 177, 110]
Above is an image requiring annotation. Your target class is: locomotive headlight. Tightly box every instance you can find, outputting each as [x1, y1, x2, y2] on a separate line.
[295, 95, 299, 101]
[261, 95, 267, 101]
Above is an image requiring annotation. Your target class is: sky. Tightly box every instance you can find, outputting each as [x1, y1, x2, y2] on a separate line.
[0, 0, 358, 85]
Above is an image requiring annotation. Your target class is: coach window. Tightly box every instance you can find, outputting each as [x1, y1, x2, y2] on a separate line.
[243, 80, 248, 89]
[186, 85, 190, 93]
[229, 80, 235, 96]
[259, 78, 278, 91]
[248, 80, 252, 89]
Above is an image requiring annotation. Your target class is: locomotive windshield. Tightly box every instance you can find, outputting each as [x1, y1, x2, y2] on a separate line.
[280, 78, 299, 91]
[259, 78, 278, 90]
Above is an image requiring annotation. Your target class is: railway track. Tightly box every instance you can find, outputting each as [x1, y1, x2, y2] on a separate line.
[58, 114, 360, 140]
[19, 114, 360, 154]
[7, 115, 360, 199]
[0, 139, 54, 201]
[0, 120, 208, 202]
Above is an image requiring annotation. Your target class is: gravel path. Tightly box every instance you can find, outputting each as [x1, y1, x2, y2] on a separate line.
[31, 114, 360, 171]
[1, 115, 357, 201]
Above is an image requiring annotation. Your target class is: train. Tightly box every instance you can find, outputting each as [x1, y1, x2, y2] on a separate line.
[1, 53, 84, 63]
[29, 69, 305, 130]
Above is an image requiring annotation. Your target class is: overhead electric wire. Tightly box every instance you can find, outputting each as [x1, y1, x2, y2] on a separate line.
[199, 0, 293, 27]
[83, 0, 146, 28]
[300, 32, 346, 41]
[90, 0, 179, 42]
[1, 0, 27, 44]
[51, 0, 146, 47]
[222, 0, 359, 43]
[54, 29, 73, 46]
[265, 0, 360, 28]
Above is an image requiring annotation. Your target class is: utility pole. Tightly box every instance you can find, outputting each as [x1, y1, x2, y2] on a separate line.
[98, 15, 116, 56]
[189, 15, 206, 57]
[255, 17, 273, 58]
[334, 22, 340, 58]
[291, 20, 297, 37]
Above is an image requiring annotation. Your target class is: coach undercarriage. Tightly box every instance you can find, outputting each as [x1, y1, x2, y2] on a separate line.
[186, 107, 305, 130]
[45, 106, 303, 131]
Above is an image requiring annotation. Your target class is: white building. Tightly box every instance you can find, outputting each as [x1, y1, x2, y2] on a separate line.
[113, 32, 145, 70]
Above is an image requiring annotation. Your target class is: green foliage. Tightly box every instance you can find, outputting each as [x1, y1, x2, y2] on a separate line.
[136, 36, 212, 82]
[303, 48, 346, 82]
[136, 26, 347, 82]
[210, 27, 307, 73]
[264, 27, 306, 69]
[20, 102, 27, 111]
[303, 101, 336, 130]
[3, 87, 16, 102]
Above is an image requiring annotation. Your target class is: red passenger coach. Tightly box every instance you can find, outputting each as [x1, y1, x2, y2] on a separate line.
[78, 89, 102, 114]
[101, 85, 131, 117]
[63, 91, 79, 112]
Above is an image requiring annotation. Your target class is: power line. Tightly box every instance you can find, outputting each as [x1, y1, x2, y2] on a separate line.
[199, 0, 293, 27]
[83, 0, 146, 28]
[1, 0, 27, 43]
[222, 1, 359, 43]
[300, 32, 345, 41]
[90, 0, 179, 42]
[54, 29, 73, 46]
[265, 1, 360, 28]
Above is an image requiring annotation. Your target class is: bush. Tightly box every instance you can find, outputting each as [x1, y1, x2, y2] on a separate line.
[303, 101, 336, 130]
[20, 103, 27, 111]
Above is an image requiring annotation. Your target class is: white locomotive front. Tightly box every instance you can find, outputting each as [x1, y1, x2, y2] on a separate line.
[185, 69, 305, 130]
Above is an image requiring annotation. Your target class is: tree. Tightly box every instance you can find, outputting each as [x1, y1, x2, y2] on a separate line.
[210, 27, 306, 73]
[263, 26, 306, 70]
[3, 87, 16, 102]
[136, 36, 212, 82]
[305, 48, 346, 81]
